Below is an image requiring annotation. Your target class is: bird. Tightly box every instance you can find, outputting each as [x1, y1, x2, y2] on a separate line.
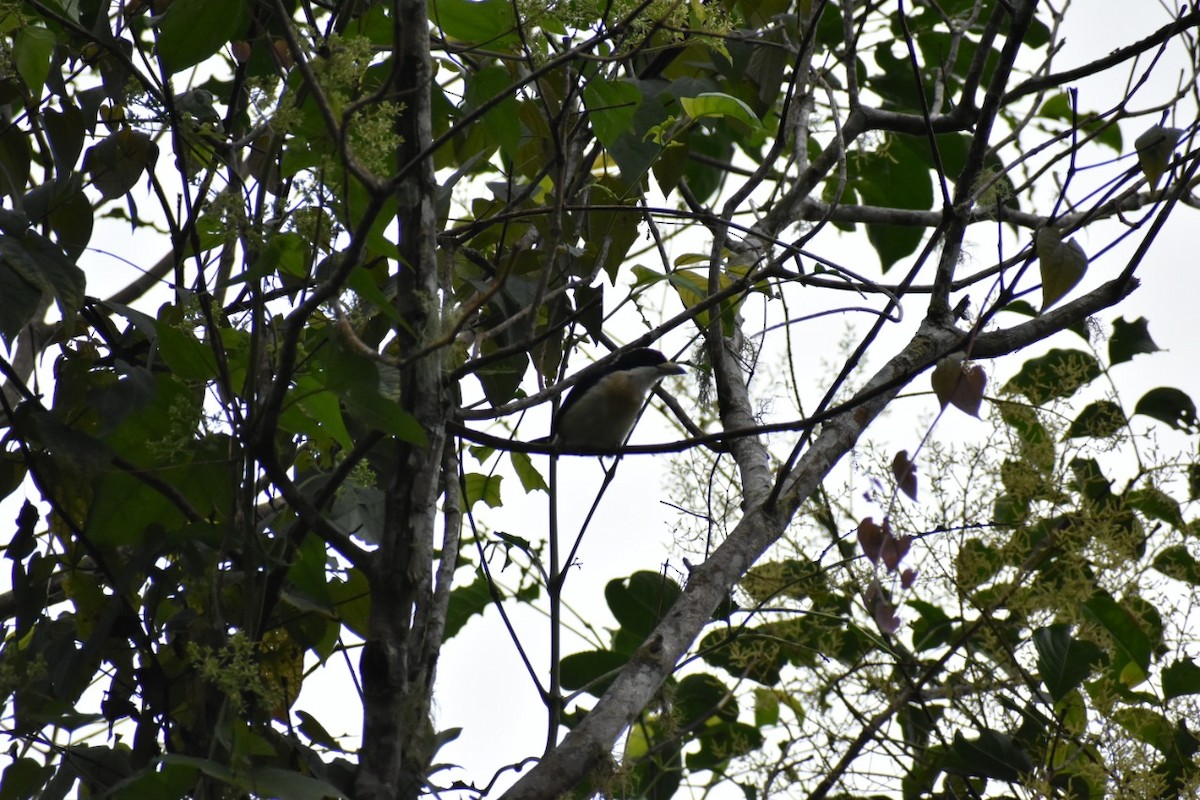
[552, 348, 686, 451]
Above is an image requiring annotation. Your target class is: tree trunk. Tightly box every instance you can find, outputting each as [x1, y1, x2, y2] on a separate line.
[355, 0, 446, 796]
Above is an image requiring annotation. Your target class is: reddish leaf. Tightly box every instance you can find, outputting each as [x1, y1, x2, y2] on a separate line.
[857, 517, 886, 565]
[866, 579, 900, 634]
[932, 354, 987, 417]
[891, 450, 918, 501]
[881, 533, 912, 573]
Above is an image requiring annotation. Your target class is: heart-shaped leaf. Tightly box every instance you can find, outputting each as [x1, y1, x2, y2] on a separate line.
[1134, 125, 1184, 187]
[1037, 226, 1088, 312]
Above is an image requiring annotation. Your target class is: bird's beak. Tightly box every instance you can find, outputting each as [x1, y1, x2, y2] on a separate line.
[659, 361, 686, 376]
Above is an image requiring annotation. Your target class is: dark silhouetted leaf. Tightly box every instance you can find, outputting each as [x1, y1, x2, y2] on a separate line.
[606, 571, 682, 639]
[560, 649, 629, 696]
[946, 729, 1034, 781]
[1109, 316, 1160, 365]
[675, 673, 738, 726]
[1065, 400, 1125, 439]
[1164, 658, 1200, 700]
[1126, 485, 1184, 531]
[1134, 387, 1197, 432]
[1153, 545, 1200, 585]
[83, 129, 159, 199]
[1033, 624, 1105, 702]
[909, 599, 953, 652]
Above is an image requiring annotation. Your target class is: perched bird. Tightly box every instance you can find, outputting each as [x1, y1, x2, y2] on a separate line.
[552, 348, 686, 451]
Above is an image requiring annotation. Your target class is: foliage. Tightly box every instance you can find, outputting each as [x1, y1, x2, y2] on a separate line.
[0, 0, 1197, 799]
[659, 319, 1200, 798]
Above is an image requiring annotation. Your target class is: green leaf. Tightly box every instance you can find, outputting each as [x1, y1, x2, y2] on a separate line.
[1037, 94, 1122, 152]
[675, 673, 738, 726]
[852, 137, 934, 271]
[1064, 400, 1125, 439]
[0, 230, 84, 344]
[1134, 125, 1183, 187]
[319, 344, 427, 444]
[679, 92, 763, 132]
[155, 323, 219, 381]
[157, 0, 249, 75]
[14, 26, 56, 99]
[1082, 591, 1151, 686]
[248, 767, 349, 800]
[1036, 226, 1087, 312]
[1002, 348, 1101, 405]
[430, 0, 518, 47]
[583, 78, 644, 149]
[1163, 658, 1200, 700]
[909, 599, 954, 652]
[0, 125, 32, 199]
[83, 129, 160, 199]
[686, 720, 763, 771]
[1152, 545, 1200, 585]
[286, 379, 354, 450]
[444, 570, 492, 638]
[1112, 708, 1176, 756]
[753, 688, 780, 727]
[584, 175, 642, 281]
[43, 185, 94, 263]
[606, 571, 682, 639]
[0, 758, 53, 799]
[1001, 299, 1090, 339]
[0, 245, 46, 346]
[463, 472, 503, 508]
[955, 537, 1002, 590]
[1033, 624, 1105, 702]
[509, 451, 547, 493]
[466, 66, 521, 160]
[560, 649, 628, 695]
[666, 268, 742, 335]
[1109, 316, 1160, 365]
[474, 343, 528, 407]
[1126, 485, 1184, 531]
[1134, 387, 1197, 432]
[328, 569, 371, 638]
[946, 730, 1034, 781]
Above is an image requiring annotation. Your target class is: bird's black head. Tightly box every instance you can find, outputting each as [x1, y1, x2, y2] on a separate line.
[611, 348, 673, 371]
[554, 345, 686, 431]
